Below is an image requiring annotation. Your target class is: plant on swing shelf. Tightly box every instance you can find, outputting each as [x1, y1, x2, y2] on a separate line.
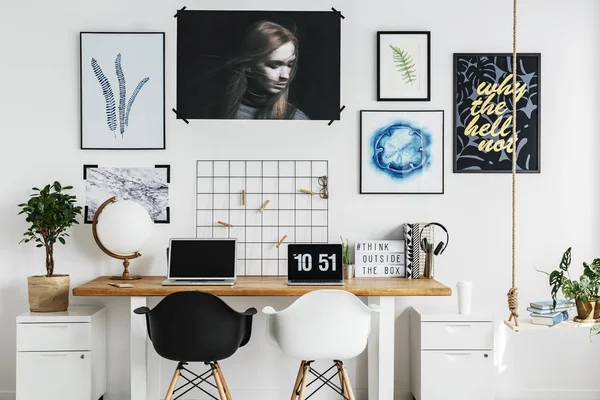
[537, 247, 600, 322]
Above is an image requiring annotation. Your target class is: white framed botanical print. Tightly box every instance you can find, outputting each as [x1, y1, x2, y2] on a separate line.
[80, 32, 165, 150]
[377, 31, 430, 101]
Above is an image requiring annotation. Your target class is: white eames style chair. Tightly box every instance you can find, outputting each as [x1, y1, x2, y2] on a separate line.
[262, 290, 379, 400]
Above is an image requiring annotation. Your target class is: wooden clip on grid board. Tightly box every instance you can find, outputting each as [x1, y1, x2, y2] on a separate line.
[242, 190, 246, 206]
[275, 235, 288, 249]
[218, 221, 233, 227]
[299, 189, 317, 195]
[259, 200, 271, 213]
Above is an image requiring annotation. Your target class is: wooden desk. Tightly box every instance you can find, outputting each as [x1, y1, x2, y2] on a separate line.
[73, 276, 451, 400]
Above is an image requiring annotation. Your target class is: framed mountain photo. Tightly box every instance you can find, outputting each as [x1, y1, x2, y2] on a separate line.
[377, 31, 430, 101]
[80, 32, 165, 150]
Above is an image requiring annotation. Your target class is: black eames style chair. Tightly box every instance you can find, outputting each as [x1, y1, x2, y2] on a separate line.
[134, 291, 257, 400]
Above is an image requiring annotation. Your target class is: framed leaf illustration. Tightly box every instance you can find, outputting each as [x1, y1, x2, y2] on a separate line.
[80, 32, 165, 150]
[377, 31, 430, 101]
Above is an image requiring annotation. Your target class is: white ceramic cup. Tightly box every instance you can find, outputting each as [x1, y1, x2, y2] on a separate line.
[457, 281, 473, 315]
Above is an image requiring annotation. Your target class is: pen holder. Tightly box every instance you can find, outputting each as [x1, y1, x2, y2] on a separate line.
[343, 264, 354, 280]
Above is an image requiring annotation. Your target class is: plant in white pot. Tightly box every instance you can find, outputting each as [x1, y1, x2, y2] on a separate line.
[18, 182, 83, 312]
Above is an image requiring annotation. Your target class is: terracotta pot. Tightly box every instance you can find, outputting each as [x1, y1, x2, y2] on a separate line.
[575, 298, 597, 321]
[27, 275, 70, 312]
[343, 264, 354, 280]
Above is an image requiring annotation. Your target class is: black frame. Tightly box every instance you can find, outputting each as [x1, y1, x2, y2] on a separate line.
[453, 53, 541, 173]
[80, 32, 166, 150]
[83, 164, 170, 223]
[377, 31, 431, 101]
[359, 110, 445, 194]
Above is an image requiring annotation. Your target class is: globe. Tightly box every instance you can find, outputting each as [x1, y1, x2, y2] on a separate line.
[92, 197, 153, 279]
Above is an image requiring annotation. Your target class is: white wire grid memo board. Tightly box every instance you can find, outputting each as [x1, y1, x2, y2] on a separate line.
[196, 160, 329, 276]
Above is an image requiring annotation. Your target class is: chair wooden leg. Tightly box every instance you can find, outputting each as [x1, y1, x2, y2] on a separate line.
[290, 361, 305, 400]
[164, 363, 181, 400]
[297, 363, 311, 400]
[214, 362, 232, 400]
[336, 362, 346, 398]
[341, 364, 356, 400]
[212, 363, 228, 400]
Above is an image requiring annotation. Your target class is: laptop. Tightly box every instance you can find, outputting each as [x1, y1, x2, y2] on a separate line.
[287, 244, 345, 286]
[161, 238, 237, 286]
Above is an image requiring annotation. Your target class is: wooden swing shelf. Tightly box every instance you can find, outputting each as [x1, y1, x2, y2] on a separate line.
[504, 318, 596, 332]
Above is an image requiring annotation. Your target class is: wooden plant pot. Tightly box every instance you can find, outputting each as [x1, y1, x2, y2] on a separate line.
[574, 298, 598, 322]
[27, 275, 70, 312]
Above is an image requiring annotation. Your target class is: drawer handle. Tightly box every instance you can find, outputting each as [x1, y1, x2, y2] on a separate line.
[444, 352, 471, 356]
[40, 353, 69, 357]
[38, 325, 69, 328]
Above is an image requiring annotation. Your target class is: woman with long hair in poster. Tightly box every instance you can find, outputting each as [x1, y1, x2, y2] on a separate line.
[220, 20, 309, 120]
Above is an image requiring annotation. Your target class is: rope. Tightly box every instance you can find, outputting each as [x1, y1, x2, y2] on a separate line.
[507, 0, 519, 328]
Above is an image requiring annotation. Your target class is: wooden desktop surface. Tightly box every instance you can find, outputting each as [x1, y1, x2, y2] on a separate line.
[72, 276, 452, 297]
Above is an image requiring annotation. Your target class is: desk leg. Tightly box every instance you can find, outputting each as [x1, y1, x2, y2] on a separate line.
[147, 298, 161, 400]
[368, 296, 395, 400]
[131, 297, 147, 400]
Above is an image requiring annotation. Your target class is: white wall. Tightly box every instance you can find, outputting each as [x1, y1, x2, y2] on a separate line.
[1, 0, 599, 399]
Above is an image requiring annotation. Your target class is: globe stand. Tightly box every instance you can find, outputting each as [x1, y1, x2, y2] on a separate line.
[110, 257, 142, 280]
[92, 197, 145, 281]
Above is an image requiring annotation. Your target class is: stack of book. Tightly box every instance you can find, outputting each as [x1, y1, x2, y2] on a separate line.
[528, 299, 575, 326]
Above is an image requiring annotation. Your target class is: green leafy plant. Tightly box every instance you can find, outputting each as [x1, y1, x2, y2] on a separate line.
[18, 182, 83, 277]
[536, 247, 600, 309]
[390, 45, 417, 85]
[340, 236, 351, 265]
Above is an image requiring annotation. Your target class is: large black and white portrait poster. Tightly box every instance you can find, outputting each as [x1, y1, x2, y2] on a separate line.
[454, 53, 541, 173]
[177, 10, 341, 121]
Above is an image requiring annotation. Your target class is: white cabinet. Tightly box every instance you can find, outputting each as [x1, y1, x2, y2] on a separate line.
[16, 306, 106, 400]
[411, 306, 494, 400]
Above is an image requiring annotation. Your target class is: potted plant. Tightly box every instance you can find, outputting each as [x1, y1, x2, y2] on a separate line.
[340, 236, 354, 279]
[18, 182, 83, 312]
[538, 247, 600, 321]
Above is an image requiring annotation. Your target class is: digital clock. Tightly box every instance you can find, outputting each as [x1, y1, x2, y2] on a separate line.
[287, 244, 343, 282]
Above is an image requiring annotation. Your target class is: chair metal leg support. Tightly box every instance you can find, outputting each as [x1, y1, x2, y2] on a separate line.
[172, 365, 218, 400]
[306, 367, 346, 399]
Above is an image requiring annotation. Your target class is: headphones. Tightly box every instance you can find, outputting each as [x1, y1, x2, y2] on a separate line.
[419, 222, 449, 256]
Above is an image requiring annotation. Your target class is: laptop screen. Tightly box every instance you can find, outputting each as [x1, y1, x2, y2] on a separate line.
[287, 244, 343, 281]
[168, 239, 236, 279]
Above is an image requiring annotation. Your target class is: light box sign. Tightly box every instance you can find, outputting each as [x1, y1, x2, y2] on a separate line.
[355, 240, 406, 277]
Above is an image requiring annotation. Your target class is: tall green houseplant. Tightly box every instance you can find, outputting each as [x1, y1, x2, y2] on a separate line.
[18, 182, 82, 312]
[19, 182, 82, 276]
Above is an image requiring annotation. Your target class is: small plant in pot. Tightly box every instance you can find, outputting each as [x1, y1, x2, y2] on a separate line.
[340, 236, 354, 279]
[537, 247, 600, 322]
[18, 182, 83, 312]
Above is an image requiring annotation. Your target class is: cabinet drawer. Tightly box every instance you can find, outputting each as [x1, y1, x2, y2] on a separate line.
[420, 350, 493, 400]
[17, 323, 91, 351]
[421, 322, 493, 350]
[17, 351, 91, 400]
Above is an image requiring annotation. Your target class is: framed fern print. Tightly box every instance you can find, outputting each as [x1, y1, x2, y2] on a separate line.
[377, 31, 430, 101]
[80, 32, 165, 150]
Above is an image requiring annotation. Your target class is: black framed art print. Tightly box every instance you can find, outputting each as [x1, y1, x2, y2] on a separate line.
[454, 53, 541, 173]
[377, 31, 431, 101]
